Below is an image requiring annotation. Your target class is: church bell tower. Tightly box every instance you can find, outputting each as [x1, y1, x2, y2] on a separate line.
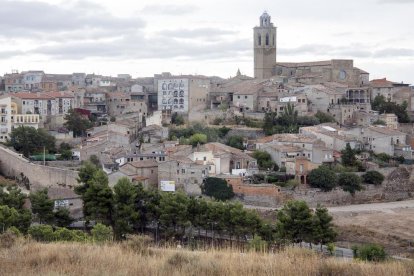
[254, 11, 277, 79]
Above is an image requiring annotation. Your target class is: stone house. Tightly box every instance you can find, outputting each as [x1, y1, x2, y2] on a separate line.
[119, 160, 158, 187]
[158, 156, 209, 195]
[345, 126, 412, 158]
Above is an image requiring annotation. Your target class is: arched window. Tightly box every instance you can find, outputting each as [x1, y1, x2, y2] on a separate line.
[273, 35, 275, 46]
[266, 33, 269, 46]
[258, 34, 261, 46]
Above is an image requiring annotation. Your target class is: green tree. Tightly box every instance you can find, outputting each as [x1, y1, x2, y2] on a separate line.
[28, 224, 54, 242]
[338, 173, 363, 195]
[0, 205, 20, 232]
[54, 208, 74, 227]
[277, 200, 313, 244]
[0, 185, 26, 210]
[341, 143, 356, 167]
[202, 177, 235, 201]
[64, 108, 93, 137]
[9, 126, 56, 157]
[75, 161, 99, 196]
[253, 150, 276, 170]
[158, 192, 189, 237]
[218, 126, 231, 138]
[315, 111, 336, 123]
[171, 112, 185, 125]
[371, 95, 410, 123]
[312, 205, 337, 249]
[189, 133, 207, 147]
[307, 165, 337, 192]
[362, 171, 385, 185]
[30, 189, 55, 224]
[353, 244, 387, 262]
[89, 155, 101, 168]
[113, 178, 139, 239]
[82, 170, 114, 226]
[91, 223, 113, 244]
[226, 135, 244, 150]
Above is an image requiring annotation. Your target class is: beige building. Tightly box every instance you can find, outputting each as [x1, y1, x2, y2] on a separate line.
[119, 160, 158, 187]
[0, 96, 40, 142]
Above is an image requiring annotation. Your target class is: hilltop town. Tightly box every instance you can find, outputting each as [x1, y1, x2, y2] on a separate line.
[1, 12, 414, 266]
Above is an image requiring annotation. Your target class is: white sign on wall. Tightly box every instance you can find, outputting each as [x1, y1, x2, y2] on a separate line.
[158, 78, 189, 112]
[160, 180, 176, 192]
[279, 96, 297, 103]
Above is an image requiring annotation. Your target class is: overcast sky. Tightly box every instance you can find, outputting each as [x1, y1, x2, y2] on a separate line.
[0, 0, 413, 83]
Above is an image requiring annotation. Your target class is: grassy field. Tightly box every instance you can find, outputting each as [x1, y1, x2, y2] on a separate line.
[1, 239, 413, 276]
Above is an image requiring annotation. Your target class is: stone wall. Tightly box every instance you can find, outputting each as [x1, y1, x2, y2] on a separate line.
[284, 166, 414, 207]
[224, 176, 284, 207]
[0, 145, 79, 189]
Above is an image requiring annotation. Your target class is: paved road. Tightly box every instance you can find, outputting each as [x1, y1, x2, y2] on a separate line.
[245, 199, 414, 213]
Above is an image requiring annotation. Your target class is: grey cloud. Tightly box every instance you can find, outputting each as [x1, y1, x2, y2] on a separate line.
[0, 0, 145, 39]
[30, 33, 250, 61]
[0, 50, 26, 59]
[374, 48, 414, 57]
[158, 28, 238, 39]
[377, 0, 414, 3]
[141, 4, 197, 15]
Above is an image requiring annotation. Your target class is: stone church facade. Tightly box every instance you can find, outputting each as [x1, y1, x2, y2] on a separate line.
[253, 12, 369, 86]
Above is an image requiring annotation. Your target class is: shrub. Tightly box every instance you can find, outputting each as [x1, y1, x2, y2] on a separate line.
[28, 225, 54, 242]
[0, 230, 17, 248]
[249, 235, 267, 252]
[375, 153, 391, 163]
[307, 166, 337, 192]
[122, 234, 153, 255]
[354, 244, 387, 262]
[362, 171, 385, 185]
[53, 227, 77, 242]
[338, 173, 363, 195]
[201, 177, 234, 201]
[91, 223, 113, 244]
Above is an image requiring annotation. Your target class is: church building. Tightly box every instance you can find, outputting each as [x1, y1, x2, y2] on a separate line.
[253, 12, 369, 86]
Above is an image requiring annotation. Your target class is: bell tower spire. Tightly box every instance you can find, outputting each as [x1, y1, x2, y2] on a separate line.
[254, 11, 277, 79]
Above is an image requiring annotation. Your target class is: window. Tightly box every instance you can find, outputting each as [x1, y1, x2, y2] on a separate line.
[265, 33, 269, 46]
[182, 169, 185, 174]
[258, 34, 261, 46]
[203, 157, 206, 161]
[238, 96, 240, 99]
[245, 96, 247, 99]
[151, 170, 154, 174]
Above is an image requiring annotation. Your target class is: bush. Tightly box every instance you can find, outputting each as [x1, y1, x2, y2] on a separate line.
[354, 244, 387, 262]
[338, 173, 363, 196]
[375, 153, 391, 163]
[202, 177, 234, 201]
[53, 227, 77, 242]
[362, 171, 385, 185]
[249, 235, 267, 252]
[122, 234, 153, 255]
[307, 166, 337, 192]
[253, 151, 276, 170]
[226, 136, 244, 150]
[92, 223, 113, 244]
[28, 225, 54, 242]
[0, 230, 18, 248]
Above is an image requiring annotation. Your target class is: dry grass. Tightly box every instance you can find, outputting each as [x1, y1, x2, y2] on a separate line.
[0, 239, 413, 276]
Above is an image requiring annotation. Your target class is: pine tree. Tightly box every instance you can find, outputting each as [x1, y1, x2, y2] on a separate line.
[113, 178, 139, 239]
[82, 170, 114, 226]
[30, 189, 55, 224]
[341, 143, 356, 167]
[312, 205, 337, 249]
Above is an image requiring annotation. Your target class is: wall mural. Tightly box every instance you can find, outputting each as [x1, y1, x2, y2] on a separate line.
[158, 78, 189, 112]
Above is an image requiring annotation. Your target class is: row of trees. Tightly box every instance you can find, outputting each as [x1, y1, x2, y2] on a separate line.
[307, 165, 384, 194]
[0, 184, 73, 234]
[263, 104, 336, 135]
[74, 162, 336, 246]
[371, 95, 410, 123]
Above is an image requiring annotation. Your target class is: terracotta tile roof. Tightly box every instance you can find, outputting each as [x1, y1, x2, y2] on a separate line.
[126, 160, 158, 168]
[12, 92, 53, 100]
[45, 92, 75, 98]
[367, 125, 406, 136]
[276, 60, 333, 68]
[370, 78, 394, 88]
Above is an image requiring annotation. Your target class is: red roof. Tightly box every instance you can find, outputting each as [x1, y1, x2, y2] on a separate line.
[370, 78, 394, 88]
[12, 92, 53, 100]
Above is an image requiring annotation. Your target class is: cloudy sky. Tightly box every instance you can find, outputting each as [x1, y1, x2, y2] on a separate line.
[0, 0, 413, 83]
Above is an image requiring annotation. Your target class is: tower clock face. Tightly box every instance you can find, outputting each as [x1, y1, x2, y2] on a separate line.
[339, 70, 347, 80]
